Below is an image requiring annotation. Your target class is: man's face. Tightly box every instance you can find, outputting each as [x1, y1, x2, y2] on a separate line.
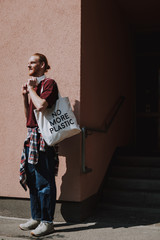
[28, 55, 43, 77]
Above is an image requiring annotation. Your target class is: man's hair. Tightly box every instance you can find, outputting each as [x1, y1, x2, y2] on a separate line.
[33, 53, 51, 72]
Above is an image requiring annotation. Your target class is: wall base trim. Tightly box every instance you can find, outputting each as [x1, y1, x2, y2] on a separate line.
[0, 193, 100, 223]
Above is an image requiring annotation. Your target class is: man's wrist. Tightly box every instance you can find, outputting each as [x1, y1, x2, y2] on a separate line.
[28, 85, 34, 92]
[22, 93, 28, 97]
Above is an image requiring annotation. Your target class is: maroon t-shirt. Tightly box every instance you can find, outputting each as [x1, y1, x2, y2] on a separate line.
[27, 78, 58, 128]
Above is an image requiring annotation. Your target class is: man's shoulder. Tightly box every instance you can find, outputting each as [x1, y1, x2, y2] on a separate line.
[44, 78, 57, 87]
[45, 77, 56, 83]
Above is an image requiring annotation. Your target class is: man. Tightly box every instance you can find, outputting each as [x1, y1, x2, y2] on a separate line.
[19, 53, 59, 237]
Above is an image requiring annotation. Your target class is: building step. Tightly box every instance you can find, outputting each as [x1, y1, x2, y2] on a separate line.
[109, 166, 160, 179]
[113, 155, 160, 167]
[102, 189, 160, 208]
[106, 177, 160, 191]
[98, 202, 160, 216]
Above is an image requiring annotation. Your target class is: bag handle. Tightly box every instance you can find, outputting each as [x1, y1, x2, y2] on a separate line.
[40, 78, 61, 99]
[58, 91, 61, 99]
[40, 79, 47, 94]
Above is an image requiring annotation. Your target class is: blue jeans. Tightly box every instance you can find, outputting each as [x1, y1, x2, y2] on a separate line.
[25, 147, 57, 223]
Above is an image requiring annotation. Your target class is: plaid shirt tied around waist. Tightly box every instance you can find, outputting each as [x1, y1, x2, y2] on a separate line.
[20, 127, 59, 191]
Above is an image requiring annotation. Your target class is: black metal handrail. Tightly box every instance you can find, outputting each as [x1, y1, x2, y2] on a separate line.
[81, 96, 125, 173]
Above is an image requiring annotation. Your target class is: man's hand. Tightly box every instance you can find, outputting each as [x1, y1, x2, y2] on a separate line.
[27, 77, 37, 91]
[22, 83, 28, 96]
[22, 83, 29, 119]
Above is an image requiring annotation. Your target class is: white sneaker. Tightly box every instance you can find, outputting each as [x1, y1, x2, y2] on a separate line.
[31, 222, 55, 237]
[19, 219, 40, 231]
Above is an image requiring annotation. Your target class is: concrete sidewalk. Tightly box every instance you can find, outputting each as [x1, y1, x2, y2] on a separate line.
[1, 208, 160, 240]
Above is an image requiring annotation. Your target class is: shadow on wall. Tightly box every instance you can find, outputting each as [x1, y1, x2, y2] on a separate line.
[57, 100, 82, 222]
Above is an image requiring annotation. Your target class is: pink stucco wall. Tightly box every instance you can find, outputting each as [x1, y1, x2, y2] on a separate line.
[0, 0, 81, 200]
[0, 0, 135, 203]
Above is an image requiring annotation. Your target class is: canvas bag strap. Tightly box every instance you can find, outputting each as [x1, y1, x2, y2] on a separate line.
[40, 78, 61, 99]
[40, 79, 47, 94]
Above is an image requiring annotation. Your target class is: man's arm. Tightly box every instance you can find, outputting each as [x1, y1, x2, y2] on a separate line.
[22, 84, 29, 119]
[27, 79, 48, 112]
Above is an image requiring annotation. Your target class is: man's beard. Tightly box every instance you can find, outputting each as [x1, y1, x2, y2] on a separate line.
[28, 69, 37, 76]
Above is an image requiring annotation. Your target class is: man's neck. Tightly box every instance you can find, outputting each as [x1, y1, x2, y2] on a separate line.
[36, 74, 46, 84]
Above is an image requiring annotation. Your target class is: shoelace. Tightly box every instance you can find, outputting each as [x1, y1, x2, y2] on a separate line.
[37, 222, 52, 228]
[36, 222, 44, 229]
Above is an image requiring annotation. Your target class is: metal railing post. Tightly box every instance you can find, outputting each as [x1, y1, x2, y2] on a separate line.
[81, 127, 92, 173]
[81, 127, 86, 173]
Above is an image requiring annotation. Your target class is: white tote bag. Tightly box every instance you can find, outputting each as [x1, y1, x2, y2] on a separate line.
[34, 94, 81, 146]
